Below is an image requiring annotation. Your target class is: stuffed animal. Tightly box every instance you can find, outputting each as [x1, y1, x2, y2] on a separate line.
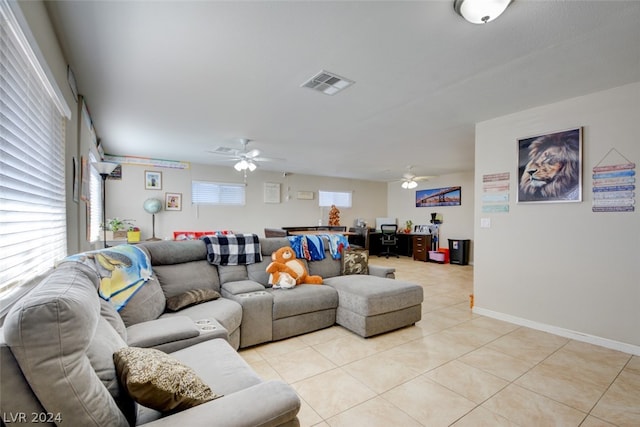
[266, 247, 323, 286]
[273, 272, 297, 289]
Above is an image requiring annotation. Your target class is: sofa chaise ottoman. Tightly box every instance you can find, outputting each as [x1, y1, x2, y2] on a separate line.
[260, 237, 424, 338]
[324, 274, 424, 337]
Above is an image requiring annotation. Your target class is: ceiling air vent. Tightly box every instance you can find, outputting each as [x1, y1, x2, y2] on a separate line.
[301, 70, 354, 95]
[210, 146, 237, 155]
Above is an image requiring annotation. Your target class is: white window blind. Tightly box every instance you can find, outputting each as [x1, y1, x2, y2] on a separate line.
[88, 152, 101, 242]
[319, 190, 352, 208]
[192, 181, 245, 205]
[0, 0, 70, 296]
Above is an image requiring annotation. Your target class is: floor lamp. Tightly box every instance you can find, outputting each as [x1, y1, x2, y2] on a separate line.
[143, 198, 162, 241]
[92, 161, 119, 248]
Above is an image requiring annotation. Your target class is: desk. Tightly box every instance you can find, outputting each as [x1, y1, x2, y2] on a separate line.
[369, 233, 431, 257]
[412, 235, 432, 262]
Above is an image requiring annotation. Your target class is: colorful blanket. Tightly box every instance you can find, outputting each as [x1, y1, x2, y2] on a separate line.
[62, 245, 152, 311]
[325, 234, 350, 259]
[287, 235, 326, 261]
[287, 234, 349, 260]
[202, 233, 262, 265]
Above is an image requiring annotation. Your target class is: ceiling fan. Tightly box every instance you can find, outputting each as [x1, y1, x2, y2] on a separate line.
[206, 138, 278, 172]
[396, 166, 435, 189]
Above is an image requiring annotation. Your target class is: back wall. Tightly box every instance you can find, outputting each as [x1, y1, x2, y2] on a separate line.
[106, 164, 388, 240]
[387, 171, 475, 262]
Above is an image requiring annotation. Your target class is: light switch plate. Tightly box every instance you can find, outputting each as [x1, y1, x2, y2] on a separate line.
[480, 218, 491, 228]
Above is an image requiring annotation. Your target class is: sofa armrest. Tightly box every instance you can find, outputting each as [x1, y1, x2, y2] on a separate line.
[141, 380, 300, 427]
[368, 265, 395, 279]
[127, 316, 199, 348]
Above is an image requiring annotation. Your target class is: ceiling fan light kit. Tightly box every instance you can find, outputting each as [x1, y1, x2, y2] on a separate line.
[454, 0, 512, 24]
[402, 179, 418, 189]
[208, 138, 271, 173]
[397, 166, 434, 189]
[234, 159, 257, 172]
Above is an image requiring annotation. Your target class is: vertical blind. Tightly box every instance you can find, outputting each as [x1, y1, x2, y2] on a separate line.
[0, 1, 70, 295]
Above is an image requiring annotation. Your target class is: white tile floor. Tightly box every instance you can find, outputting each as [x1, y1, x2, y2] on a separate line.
[239, 257, 640, 426]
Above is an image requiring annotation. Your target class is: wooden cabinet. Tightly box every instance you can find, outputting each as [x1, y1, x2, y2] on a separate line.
[412, 235, 431, 262]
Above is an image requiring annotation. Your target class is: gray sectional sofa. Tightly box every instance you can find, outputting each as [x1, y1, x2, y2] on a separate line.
[134, 237, 423, 348]
[0, 236, 423, 426]
[0, 262, 300, 427]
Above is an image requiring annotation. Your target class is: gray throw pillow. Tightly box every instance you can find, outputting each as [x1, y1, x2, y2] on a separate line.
[165, 289, 221, 312]
[113, 347, 221, 413]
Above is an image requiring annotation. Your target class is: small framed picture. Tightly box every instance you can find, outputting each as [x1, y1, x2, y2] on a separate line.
[145, 170, 162, 190]
[72, 156, 79, 203]
[165, 192, 182, 211]
[297, 191, 314, 200]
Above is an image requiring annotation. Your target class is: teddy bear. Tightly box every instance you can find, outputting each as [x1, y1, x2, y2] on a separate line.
[266, 247, 323, 286]
[273, 272, 297, 289]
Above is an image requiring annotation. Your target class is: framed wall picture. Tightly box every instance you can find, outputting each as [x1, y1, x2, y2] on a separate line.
[145, 170, 162, 190]
[297, 191, 314, 200]
[72, 156, 79, 203]
[80, 156, 89, 202]
[264, 182, 281, 203]
[108, 164, 122, 180]
[67, 65, 78, 102]
[415, 186, 461, 207]
[165, 192, 182, 211]
[517, 127, 582, 203]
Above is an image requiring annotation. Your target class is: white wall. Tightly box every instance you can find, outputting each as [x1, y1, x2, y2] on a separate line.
[387, 172, 475, 261]
[106, 164, 388, 240]
[474, 82, 640, 353]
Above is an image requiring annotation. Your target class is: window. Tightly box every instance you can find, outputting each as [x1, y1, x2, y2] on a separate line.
[192, 181, 246, 205]
[88, 152, 102, 242]
[318, 190, 352, 208]
[0, 0, 71, 298]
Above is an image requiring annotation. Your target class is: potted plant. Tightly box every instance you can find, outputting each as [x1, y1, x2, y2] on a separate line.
[404, 220, 413, 234]
[105, 218, 133, 241]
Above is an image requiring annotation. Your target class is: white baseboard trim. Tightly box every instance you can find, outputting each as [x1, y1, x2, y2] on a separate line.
[473, 307, 640, 356]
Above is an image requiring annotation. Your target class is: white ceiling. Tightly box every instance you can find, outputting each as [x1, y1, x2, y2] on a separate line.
[45, 1, 640, 182]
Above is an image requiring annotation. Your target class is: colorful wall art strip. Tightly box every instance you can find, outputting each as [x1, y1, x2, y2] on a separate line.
[592, 159, 635, 212]
[104, 154, 190, 170]
[482, 172, 510, 213]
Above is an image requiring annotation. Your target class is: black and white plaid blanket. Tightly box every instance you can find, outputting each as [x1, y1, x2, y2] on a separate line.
[202, 234, 262, 266]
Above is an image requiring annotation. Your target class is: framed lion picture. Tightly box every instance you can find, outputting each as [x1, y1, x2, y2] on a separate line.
[517, 127, 583, 203]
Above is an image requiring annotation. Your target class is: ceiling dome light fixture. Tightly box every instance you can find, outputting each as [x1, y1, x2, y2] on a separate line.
[453, 0, 512, 24]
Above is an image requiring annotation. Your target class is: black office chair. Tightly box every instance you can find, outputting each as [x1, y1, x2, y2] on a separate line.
[378, 224, 399, 258]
